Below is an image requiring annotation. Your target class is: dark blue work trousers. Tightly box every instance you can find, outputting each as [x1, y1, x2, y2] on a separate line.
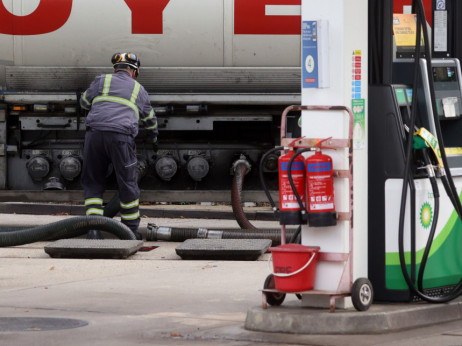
[81, 129, 140, 232]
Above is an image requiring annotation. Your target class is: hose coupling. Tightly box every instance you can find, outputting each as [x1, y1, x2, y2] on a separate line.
[438, 167, 447, 178]
[146, 224, 172, 241]
[197, 228, 223, 239]
[232, 155, 251, 174]
[425, 164, 436, 178]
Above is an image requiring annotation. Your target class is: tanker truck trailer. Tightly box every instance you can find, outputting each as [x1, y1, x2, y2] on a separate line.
[0, 0, 302, 203]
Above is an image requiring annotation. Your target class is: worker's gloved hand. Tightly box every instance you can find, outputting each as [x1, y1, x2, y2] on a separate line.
[152, 136, 158, 151]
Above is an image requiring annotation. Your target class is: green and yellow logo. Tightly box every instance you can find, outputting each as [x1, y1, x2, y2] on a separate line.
[420, 202, 433, 229]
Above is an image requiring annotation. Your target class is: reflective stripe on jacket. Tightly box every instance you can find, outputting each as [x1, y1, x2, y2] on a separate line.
[81, 70, 158, 137]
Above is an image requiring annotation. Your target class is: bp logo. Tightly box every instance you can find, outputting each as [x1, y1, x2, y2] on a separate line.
[420, 202, 433, 229]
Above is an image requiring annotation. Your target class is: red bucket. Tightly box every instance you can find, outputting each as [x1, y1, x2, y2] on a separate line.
[270, 244, 320, 292]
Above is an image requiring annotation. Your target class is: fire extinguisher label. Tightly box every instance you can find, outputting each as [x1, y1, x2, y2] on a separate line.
[307, 162, 331, 172]
[280, 162, 304, 171]
[305, 151, 335, 212]
[279, 160, 305, 211]
[281, 172, 305, 209]
[308, 174, 335, 211]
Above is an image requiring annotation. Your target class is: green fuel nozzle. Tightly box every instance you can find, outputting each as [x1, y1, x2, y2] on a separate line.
[413, 128, 444, 169]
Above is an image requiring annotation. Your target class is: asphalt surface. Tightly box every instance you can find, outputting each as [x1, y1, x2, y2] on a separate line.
[0, 208, 462, 345]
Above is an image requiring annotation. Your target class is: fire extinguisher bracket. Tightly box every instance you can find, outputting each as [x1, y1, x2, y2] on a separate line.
[308, 211, 337, 227]
[281, 137, 350, 149]
[261, 105, 357, 313]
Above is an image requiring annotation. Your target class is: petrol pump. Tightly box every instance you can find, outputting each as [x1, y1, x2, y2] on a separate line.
[369, 0, 462, 302]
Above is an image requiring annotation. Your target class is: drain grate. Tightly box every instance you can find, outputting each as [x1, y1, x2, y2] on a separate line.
[44, 239, 144, 259]
[175, 238, 272, 261]
[0, 317, 88, 332]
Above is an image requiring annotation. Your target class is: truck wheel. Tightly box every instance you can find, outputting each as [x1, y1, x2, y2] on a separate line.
[263, 274, 286, 306]
[351, 278, 373, 311]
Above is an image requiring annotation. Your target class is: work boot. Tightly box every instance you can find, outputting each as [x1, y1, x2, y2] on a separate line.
[86, 230, 104, 240]
[132, 230, 143, 241]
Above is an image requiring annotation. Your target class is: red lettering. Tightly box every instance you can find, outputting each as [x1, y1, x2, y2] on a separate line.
[234, 0, 301, 35]
[0, 0, 72, 35]
[124, 0, 170, 34]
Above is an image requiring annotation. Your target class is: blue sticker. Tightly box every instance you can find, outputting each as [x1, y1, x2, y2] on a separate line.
[307, 162, 331, 172]
[280, 162, 304, 171]
[302, 21, 319, 88]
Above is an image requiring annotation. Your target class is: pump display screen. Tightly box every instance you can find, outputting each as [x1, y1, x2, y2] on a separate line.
[433, 66, 458, 82]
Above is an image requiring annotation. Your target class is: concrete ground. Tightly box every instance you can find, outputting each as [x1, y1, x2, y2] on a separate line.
[0, 210, 462, 345]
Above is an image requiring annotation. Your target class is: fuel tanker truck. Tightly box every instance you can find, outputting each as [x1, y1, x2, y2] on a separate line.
[0, 0, 303, 203]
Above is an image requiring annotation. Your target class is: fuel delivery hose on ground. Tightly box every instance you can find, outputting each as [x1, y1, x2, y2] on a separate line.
[146, 225, 299, 245]
[0, 216, 136, 247]
[0, 160, 146, 247]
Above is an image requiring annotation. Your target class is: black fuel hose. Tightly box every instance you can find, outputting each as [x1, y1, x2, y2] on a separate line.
[0, 160, 146, 247]
[398, 0, 462, 303]
[0, 215, 136, 247]
[232, 159, 257, 230]
[259, 146, 284, 212]
[146, 225, 299, 245]
[417, 150, 440, 291]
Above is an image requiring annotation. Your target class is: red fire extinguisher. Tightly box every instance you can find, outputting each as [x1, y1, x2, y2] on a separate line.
[278, 149, 306, 225]
[305, 140, 337, 227]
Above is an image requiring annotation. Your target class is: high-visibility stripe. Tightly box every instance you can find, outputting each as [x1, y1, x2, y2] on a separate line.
[141, 109, 154, 122]
[145, 122, 158, 130]
[86, 208, 104, 216]
[130, 82, 141, 104]
[81, 91, 91, 110]
[92, 96, 139, 118]
[92, 74, 143, 118]
[120, 211, 140, 220]
[120, 199, 139, 209]
[102, 74, 112, 96]
[84, 198, 103, 206]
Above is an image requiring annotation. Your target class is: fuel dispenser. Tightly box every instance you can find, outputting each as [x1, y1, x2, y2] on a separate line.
[369, 0, 462, 302]
[261, 0, 462, 310]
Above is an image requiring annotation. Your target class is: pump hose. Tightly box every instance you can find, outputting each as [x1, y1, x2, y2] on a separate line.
[0, 215, 136, 247]
[231, 160, 258, 230]
[398, 0, 462, 303]
[417, 150, 440, 291]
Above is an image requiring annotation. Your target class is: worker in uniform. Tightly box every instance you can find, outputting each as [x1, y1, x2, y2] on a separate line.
[80, 52, 158, 240]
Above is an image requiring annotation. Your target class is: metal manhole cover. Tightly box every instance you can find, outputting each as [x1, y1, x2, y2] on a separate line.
[44, 239, 144, 259]
[175, 238, 272, 260]
[0, 317, 88, 332]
